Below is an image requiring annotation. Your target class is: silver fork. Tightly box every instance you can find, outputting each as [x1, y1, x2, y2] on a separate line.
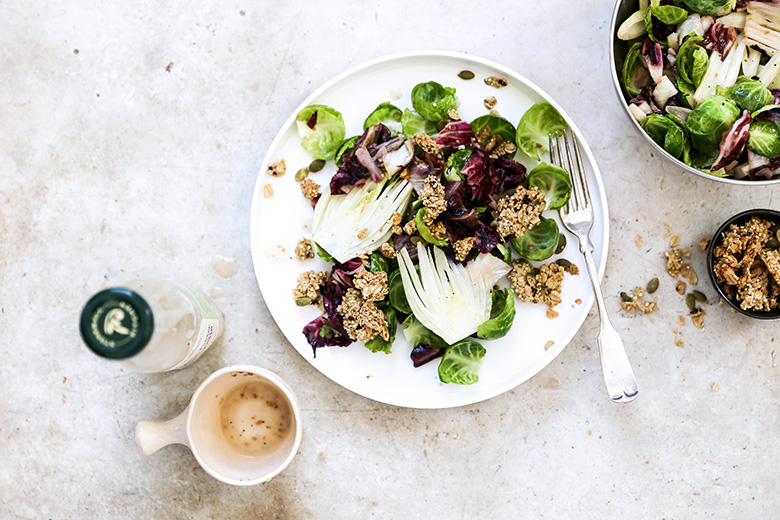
[549, 131, 638, 404]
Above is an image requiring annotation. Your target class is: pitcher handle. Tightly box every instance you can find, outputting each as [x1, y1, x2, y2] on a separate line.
[135, 409, 189, 455]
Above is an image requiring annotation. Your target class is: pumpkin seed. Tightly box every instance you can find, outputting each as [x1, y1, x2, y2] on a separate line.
[646, 277, 659, 293]
[685, 293, 696, 311]
[555, 233, 567, 254]
[295, 167, 310, 181]
[295, 297, 312, 306]
[457, 70, 475, 80]
[692, 290, 708, 303]
[620, 292, 634, 302]
[556, 258, 572, 268]
[309, 159, 326, 172]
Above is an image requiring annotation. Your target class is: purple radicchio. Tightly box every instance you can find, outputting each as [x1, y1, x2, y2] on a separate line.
[432, 120, 475, 147]
[410, 341, 446, 368]
[640, 39, 664, 84]
[474, 221, 501, 254]
[703, 22, 736, 57]
[302, 257, 365, 356]
[711, 111, 751, 172]
[406, 151, 446, 193]
[330, 124, 396, 194]
[494, 157, 527, 198]
[461, 147, 497, 206]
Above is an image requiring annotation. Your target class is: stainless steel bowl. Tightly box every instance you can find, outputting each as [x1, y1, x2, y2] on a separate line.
[609, 0, 780, 185]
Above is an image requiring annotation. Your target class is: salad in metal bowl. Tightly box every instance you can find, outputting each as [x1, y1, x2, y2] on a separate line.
[616, 0, 780, 180]
[287, 78, 576, 386]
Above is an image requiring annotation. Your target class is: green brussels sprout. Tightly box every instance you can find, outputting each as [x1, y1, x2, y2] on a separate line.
[622, 42, 652, 98]
[369, 251, 389, 274]
[516, 102, 568, 160]
[334, 135, 360, 167]
[437, 340, 486, 385]
[295, 104, 346, 160]
[363, 102, 403, 133]
[730, 76, 773, 113]
[401, 108, 439, 137]
[313, 241, 334, 262]
[748, 120, 780, 158]
[444, 147, 474, 181]
[511, 216, 560, 261]
[411, 81, 459, 123]
[415, 208, 448, 247]
[681, 0, 735, 16]
[490, 243, 512, 264]
[525, 162, 572, 210]
[641, 114, 688, 160]
[685, 95, 741, 153]
[364, 307, 397, 354]
[388, 269, 411, 315]
[476, 289, 516, 340]
[645, 5, 689, 44]
[470, 114, 517, 146]
[675, 36, 708, 96]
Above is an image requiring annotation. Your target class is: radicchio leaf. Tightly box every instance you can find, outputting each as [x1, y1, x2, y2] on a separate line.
[474, 221, 501, 253]
[410, 342, 446, 368]
[461, 147, 497, 206]
[640, 39, 664, 84]
[702, 22, 736, 57]
[432, 120, 475, 147]
[406, 152, 446, 193]
[711, 110, 751, 171]
[330, 124, 396, 193]
[302, 314, 352, 356]
[494, 157, 527, 197]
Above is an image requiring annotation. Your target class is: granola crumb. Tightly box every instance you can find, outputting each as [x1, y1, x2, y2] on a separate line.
[663, 223, 673, 238]
[508, 259, 569, 308]
[294, 238, 315, 260]
[292, 270, 328, 303]
[699, 238, 710, 251]
[391, 211, 403, 235]
[690, 307, 706, 328]
[489, 109, 500, 115]
[337, 288, 389, 342]
[419, 175, 447, 221]
[263, 184, 274, 199]
[687, 269, 698, 285]
[712, 217, 779, 311]
[635, 235, 642, 248]
[665, 247, 690, 278]
[675, 280, 687, 295]
[546, 308, 559, 319]
[674, 336, 684, 348]
[268, 159, 286, 176]
[544, 340, 555, 351]
[678, 315, 685, 326]
[300, 178, 320, 200]
[566, 264, 580, 276]
[447, 109, 461, 121]
[619, 286, 658, 314]
[711, 382, 718, 392]
[352, 266, 389, 302]
[484, 76, 508, 88]
[379, 243, 396, 259]
[403, 219, 417, 235]
[357, 228, 369, 239]
[493, 186, 546, 240]
[670, 234, 680, 248]
[575, 298, 582, 304]
[484, 96, 497, 109]
[412, 133, 440, 155]
[453, 237, 476, 262]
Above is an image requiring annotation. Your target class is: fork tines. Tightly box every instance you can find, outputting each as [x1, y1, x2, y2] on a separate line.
[548, 131, 591, 212]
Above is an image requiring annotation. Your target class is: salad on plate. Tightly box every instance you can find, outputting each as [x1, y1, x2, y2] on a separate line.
[285, 76, 578, 386]
[617, 0, 780, 179]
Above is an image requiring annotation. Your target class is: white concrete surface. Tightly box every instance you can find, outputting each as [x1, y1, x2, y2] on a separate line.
[1, 0, 778, 518]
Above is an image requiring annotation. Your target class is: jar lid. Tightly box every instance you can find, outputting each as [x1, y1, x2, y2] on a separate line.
[79, 288, 154, 359]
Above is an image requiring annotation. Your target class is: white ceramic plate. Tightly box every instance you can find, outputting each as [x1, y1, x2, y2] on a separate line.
[250, 51, 608, 409]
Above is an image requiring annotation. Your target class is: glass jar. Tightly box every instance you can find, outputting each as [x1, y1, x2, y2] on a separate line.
[79, 278, 224, 372]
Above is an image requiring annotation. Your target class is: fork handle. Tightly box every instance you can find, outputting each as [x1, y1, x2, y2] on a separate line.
[578, 236, 639, 403]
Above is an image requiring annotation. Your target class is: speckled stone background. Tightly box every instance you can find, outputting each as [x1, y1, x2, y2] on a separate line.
[2, 1, 779, 518]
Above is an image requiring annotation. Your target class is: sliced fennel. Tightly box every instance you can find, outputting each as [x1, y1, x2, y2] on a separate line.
[312, 178, 413, 263]
[397, 243, 511, 345]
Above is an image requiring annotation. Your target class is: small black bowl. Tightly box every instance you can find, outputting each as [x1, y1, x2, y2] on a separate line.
[707, 208, 780, 320]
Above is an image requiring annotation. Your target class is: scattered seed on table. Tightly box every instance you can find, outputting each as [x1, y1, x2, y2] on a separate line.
[692, 290, 708, 303]
[620, 292, 633, 302]
[646, 277, 659, 293]
[457, 70, 475, 80]
[686, 293, 696, 311]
